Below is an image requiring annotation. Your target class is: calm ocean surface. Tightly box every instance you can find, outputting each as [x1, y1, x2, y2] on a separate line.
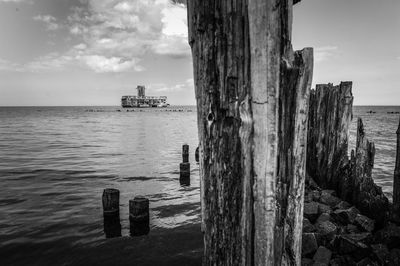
[0, 105, 399, 263]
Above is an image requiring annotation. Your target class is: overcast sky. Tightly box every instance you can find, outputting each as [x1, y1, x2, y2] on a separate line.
[0, 0, 399, 106]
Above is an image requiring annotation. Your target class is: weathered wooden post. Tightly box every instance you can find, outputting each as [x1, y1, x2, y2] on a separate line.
[393, 117, 400, 217]
[182, 144, 189, 163]
[180, 144, 190, 184]
[102, 188, 120, 216]
[129, 197, 150, 236]
[195, 146, 199, 163]
[187, 0, 313, 264]
[307, 82, 354, 190]
[102, 188, 121, 238]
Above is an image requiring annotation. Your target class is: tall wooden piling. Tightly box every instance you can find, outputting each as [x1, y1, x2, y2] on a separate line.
[307, 82, 353, 190]
[307, 85, 389, 227]
[129, 197, 150, 236]
[188, 0, 313, 264]
[393, 117, 400, 214]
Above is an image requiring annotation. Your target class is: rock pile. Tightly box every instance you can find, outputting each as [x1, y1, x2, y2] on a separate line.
[302, 181, 400, 265]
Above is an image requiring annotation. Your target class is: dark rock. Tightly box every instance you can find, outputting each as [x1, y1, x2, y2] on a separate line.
[316, 213, 331, 224]
[302, 233, 319, 257]
[329, 255, 356, 266]
[371, 244, 390, 265]
[355, 257, 378, 266]
[301, 258, 313, 266]
[354, 214, 374, 232]
[303, 218, 316, 233]
[310, 190, 321, 202]
[318, 203, 332, 214]
[332, 207, 359, 225]
[312, 246, 331, 266]
[389, 249, 400, 266]
[356, 177, 389, 228]
[336, 225, 347, 235]
[334, 201, 351, 210]
[375, 223, 400, 249]
[304, 202, 319, 223]
[322, 190, 337, 197]
[345, 232, 372, 245]
[307, 177, 320, 190]
[320, 191, 341, 208]
[346, 224, 360, 234]
[334, 234, 371, 261]
[315, 221, 337, 242]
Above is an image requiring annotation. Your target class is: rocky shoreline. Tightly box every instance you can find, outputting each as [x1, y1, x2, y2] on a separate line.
[302, 178, 400, 266]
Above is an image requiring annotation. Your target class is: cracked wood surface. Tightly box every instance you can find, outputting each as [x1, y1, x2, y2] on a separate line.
[188, 0, 312, 265]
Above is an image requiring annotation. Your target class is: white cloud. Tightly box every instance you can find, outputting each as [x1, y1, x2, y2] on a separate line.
[161, 4, 187, 37]
[315, 46, 338, 62]
[74, 43, 87, 50]
[67, 0, 190, 61]
[33, 15, 60, 31]
[79, 55, 144, 73]
[2, 0, 190, 73]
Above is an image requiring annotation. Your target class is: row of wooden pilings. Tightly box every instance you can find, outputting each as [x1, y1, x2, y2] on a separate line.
[102, 189, 150, 238]
[102, 144, 199, 238]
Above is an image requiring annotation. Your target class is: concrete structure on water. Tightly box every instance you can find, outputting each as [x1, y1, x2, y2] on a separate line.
[121, 85, 168, 108]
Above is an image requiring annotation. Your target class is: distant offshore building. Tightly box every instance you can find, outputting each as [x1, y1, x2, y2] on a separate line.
[121, 86, 168, 108]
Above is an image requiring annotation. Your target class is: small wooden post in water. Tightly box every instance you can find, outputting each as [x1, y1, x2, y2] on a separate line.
[393, 117, 400, 217]
[102, 188, 121, 238]
[182, 144, 189, 163]
[129, 196, 150, 236]
[180, 144, 190, 185]
[195, 146, 199, 163]
[102, 188, 120, 216]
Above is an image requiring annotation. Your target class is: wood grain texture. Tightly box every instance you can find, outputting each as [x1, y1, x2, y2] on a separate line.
[307, 85, 389, 228]
[188, 1, 312, 264]
[307, 82, 353, 190]
[188, 1, 252, 264]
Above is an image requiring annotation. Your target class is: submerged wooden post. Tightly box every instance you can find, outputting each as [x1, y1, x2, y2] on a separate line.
[188, 0, 313, 264]
[129, 197, 150, 236]
[393, 117, 400, 215]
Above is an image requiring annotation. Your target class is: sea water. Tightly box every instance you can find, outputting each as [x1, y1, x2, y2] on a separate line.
[0, 105, 399, 263]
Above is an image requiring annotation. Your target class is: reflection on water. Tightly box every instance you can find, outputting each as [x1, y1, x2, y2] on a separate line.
[180, 175, 191, 187]
[129, 220, 150, 237]
[103, 215, 121, 238]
